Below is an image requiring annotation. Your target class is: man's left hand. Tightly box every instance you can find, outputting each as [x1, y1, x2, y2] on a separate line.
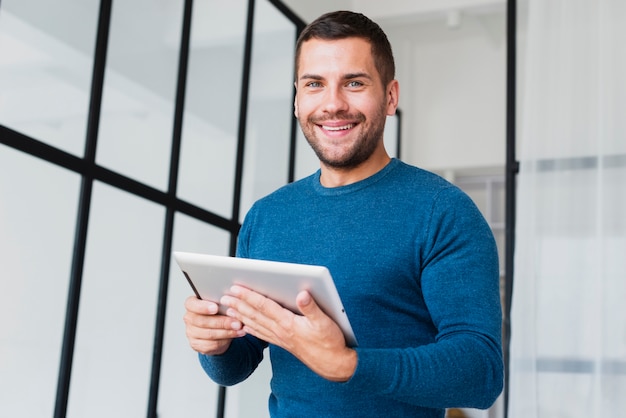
[220, 285, 357, 382]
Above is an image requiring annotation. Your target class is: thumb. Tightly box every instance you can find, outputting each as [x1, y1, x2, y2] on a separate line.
[296, 290, 321, 317]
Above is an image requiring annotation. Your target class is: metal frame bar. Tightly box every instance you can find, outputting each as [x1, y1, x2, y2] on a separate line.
[53, 1, 112, 416]
[395, 108, 403, 159]
[230, 0, 256, 258]
[147, 0, 194, 416]
[503, 0, 519, 416]
[0, 126, 234, 231]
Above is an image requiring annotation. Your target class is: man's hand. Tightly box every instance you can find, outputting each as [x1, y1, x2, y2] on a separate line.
[220, 286, 357, 382]
[183, 295, 246, 355]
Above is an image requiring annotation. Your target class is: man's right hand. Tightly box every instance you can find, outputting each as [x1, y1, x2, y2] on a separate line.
[183, 295, 246, 355]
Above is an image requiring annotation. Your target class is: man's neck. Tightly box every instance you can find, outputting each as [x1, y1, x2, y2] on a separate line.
[319, 152, 391, 188]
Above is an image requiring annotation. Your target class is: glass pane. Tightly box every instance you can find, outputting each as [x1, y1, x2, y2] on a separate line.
[177, 0, 248, 219]
[96, 1, 184, 190]
[67, 182, 165, 418]
[239, 0, 296, 222]
[157, 213, 231, 417]
[384, 114, 399, 158]
[0, 145, 80, 417]
[0, 1, 98, 155]
[492, 179, 505, 224]
[294, 127, 319, 181]
[536, 373, 597, 417]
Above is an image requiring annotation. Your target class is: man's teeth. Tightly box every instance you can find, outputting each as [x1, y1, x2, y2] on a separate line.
[323, 124, 354, 131]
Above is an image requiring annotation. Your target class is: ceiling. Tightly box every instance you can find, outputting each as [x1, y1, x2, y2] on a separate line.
[281, 0, 507, 28]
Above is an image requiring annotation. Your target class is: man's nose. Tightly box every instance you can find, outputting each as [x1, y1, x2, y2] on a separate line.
[322, 87, 349, 114]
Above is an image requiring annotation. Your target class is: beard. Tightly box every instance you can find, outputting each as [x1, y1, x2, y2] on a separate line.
[299, 104, 388, 170]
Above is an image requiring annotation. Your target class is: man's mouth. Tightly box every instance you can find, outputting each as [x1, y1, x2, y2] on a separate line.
[321, 123, 355, 131]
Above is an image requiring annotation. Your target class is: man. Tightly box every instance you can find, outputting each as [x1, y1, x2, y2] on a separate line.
[184, 10, 503, 417]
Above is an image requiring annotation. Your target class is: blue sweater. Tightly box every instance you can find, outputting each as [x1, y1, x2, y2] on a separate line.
[200, 159, 503, 417]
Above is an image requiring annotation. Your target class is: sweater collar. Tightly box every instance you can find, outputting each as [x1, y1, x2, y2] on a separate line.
[311, 158, 400, 196]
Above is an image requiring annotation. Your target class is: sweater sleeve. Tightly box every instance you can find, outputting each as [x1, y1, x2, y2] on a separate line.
[340, 187, 504, 409]
[198, 334, 268, 386]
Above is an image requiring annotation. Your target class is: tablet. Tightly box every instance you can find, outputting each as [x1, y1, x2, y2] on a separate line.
[173, 251, 357, 347]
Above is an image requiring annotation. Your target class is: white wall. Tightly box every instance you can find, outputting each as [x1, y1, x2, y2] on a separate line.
[387, 13, 507, 171]
[282, 0, 515, 174]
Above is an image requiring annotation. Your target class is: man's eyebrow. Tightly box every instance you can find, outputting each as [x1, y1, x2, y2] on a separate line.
[298, 72, 372, 81]
[343, 72, 371, 80]
[299, 74, 323, 81]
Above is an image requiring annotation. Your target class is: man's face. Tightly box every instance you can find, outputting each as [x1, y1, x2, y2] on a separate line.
[294, 37, 398, 169]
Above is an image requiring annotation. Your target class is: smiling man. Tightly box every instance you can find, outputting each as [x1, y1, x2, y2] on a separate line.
[294, 35, 397, 186]
[184, 11, 503, 418]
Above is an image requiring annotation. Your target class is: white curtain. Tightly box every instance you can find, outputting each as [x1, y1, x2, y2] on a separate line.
[509, 0, 626, 417]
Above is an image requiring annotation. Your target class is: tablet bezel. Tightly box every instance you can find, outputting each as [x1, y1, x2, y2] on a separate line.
[173, 251, 357, 347]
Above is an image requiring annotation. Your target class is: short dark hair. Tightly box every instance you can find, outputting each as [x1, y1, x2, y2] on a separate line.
[295, 11, 395, 87]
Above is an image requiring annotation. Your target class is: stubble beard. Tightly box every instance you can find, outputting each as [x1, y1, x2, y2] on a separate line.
[300, 106, 387, 170]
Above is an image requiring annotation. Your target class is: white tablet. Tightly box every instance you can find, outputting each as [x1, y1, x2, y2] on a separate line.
[173, 251, 357, 347]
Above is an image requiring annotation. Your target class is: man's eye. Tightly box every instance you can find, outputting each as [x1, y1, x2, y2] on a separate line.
[347, 81, 363, 87]
[307, 81, 322, 88]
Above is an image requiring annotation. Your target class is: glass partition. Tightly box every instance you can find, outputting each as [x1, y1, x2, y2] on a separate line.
[177, 0, 248, 219]
[294, 127, 319, 181]
[158, 213, 231, 416]
[0, 146, 80, 417]
[239, 0, 296, 222]
[384, 114, 399, 159]
[95, 1, 184, 190]
[67, 182, 165, 417]
[0, 1, 320, 416]
[0, 0, 98, 155]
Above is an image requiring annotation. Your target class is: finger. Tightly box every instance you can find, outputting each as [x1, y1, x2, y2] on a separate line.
[296, 290, 322, 318]
[221, 288, 293, 345]
[229, 285, 274, 312]
[186, 323, 244, 340]
[184, 311, 243, 332]
[188, 335, 234, 356]
[223, 286, 286, 321]
[295, 290, 347, 345]
[185, 295, 219, 315]
[220, 294, 270, 333]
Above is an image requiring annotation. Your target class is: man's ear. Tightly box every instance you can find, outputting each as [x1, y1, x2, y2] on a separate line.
[386, 79, 400, 116]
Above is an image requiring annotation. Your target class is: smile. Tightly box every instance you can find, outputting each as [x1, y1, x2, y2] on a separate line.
[321, 124, 355, 131]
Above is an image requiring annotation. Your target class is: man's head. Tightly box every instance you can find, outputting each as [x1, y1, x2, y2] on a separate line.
[293, 11, 399, 177]
[295, 11, 395, 88]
